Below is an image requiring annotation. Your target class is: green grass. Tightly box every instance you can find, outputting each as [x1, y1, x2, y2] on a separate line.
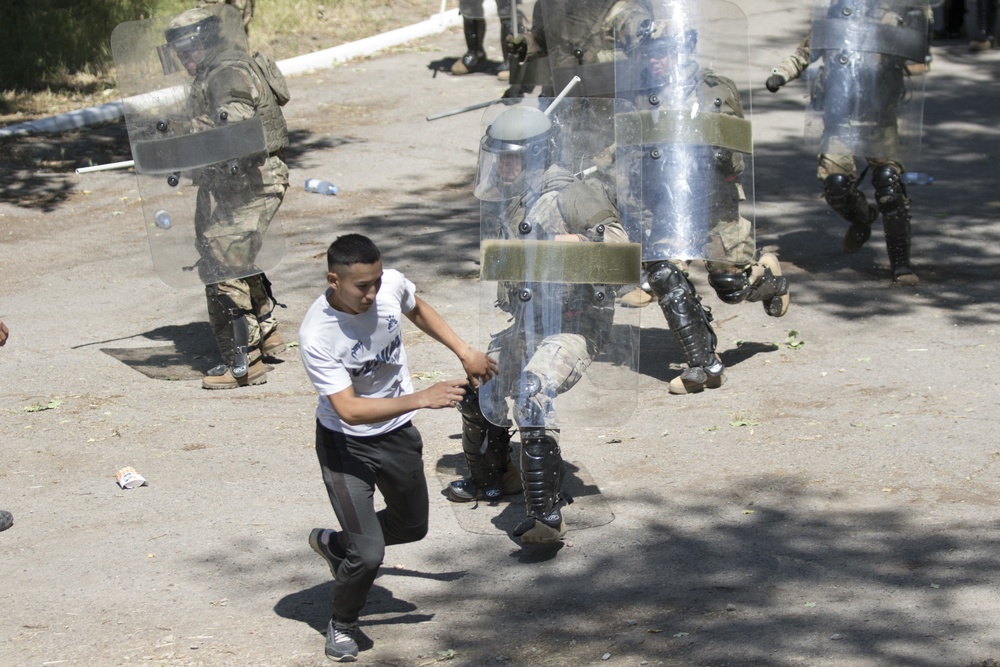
[1, 0, 444, 121]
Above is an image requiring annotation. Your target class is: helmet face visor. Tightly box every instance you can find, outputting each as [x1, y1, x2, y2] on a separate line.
[475, 141, 530, 201]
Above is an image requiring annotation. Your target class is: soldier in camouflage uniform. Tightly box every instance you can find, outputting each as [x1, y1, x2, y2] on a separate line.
[451, 0, 520, 80]
[766, 0, 932, 286]
[506, 0, 652, 97]
[616, 7, 790, 395]
[164, 8, 292, 388]
[448, 100, 632, 545]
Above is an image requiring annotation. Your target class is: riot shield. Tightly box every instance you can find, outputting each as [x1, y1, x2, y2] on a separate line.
[111, 4, 285, 289]
[474, 97, 642, 430]
[805, 0, 929, 163]
[537, 0, 624, 97]
[613, 0, 755, 265]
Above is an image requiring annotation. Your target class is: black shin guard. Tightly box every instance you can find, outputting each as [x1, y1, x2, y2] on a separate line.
[824, 174, 877, 227]
[461, 18, 487, 66]
[873, 165, 914, 275]
[452, 386, 515, 501]
[513, 428, 565, 535]
[207, 286, 251, 377]
[647, 261, 723, 379]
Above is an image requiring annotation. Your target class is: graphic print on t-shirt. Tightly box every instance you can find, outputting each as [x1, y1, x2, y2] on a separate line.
[352, 315, 402, 378]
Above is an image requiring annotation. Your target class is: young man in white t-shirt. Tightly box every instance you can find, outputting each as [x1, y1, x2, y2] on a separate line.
[299, 234, 495, 662]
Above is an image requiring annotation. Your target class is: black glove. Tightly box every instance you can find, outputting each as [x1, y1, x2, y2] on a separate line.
[507, 34, 528, 63]
[765, 74, 786, 93]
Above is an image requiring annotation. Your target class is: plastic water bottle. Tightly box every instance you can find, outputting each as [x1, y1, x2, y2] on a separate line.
[305, 178, 338, 195]
[153, 209, 172, 230]
[902, 172, 933, 185]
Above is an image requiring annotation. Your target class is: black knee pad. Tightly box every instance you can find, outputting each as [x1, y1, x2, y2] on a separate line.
[872, 165, 910, 234]
[708, 270, 751, 304]
[823, 173, 855, 206]
[646, 261, 687, 298]
[872, 165, 907, 213]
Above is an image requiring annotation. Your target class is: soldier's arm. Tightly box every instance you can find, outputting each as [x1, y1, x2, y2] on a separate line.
[205, 63, 259, 123]
[768, 32, 812, 90]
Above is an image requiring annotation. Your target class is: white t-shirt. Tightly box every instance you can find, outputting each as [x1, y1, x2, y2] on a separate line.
[299, 268, 418, 437]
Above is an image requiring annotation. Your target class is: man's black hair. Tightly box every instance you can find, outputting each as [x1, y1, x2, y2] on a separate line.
[327, 234, 381, 270]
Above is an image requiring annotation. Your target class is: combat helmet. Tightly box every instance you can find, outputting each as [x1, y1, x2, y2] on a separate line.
[165, 8, 222, 56]
[474, 105, 554, 201]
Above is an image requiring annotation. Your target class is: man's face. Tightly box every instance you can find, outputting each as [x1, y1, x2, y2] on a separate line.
[496, 152, 524, 188]
[175, 46, 205, 75]
[327, 260, 383, 315]
[647, 40, 681, 81]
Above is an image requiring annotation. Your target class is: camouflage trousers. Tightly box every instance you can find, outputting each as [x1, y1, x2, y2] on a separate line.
[817, 153, 904, 181]
[205, 273, 278, 367]
[655, 214, 756, 281]
[482, 326, 597, 428]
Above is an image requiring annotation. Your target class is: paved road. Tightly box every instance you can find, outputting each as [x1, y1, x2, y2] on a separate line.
[1, 1, 999, 665]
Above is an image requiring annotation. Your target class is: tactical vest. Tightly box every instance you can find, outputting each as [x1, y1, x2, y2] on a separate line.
[198, 49, 289, 156]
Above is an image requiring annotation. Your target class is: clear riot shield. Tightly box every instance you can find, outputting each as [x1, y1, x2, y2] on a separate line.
[111, 5, 285, 289]
[613, 0, 755, 264]
[474, 97, 642, 430]
[537, 0, 624, 97]
[805, 0, 929, 163]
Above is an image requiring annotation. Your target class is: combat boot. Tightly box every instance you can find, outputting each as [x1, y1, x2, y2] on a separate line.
[202, 358, 267, 389]
[751, 253, 790, 317]
[448, 465, 522, 502]
[260, 328, 286, 357]
[669, 355, 726, 395]
[886, 234, 919, 286]
[514, 508, 567, 545]
[452, 18, 487, 75]
[619, 286, 655, 308]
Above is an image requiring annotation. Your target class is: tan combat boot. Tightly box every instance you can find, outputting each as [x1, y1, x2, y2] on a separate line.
[620, 286, 655, 308]
[202, 358, 267, 390]
[668, 369, 726, 395]
[517, 512, 567, 545]
[260, 329, 286, 357]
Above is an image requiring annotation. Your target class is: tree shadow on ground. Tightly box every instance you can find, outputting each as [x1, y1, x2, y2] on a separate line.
[211, 473, 1000, 666]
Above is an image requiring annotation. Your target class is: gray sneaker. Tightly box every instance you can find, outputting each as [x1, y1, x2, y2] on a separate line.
[309, 528, 345, 578]
[325, 619, 359, 662]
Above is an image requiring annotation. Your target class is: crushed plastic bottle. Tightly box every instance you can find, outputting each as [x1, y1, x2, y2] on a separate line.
[304, 178, 338, 195]
[901, 172, 933, 185]
[153, 209, 172, 230]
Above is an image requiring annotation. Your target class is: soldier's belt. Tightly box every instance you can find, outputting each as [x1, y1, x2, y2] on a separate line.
[481, 240, 641, 284]
[617, 110, 752, 155]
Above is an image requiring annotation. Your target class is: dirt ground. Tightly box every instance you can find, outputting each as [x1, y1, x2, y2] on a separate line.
[2, 1, 1000, 666]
